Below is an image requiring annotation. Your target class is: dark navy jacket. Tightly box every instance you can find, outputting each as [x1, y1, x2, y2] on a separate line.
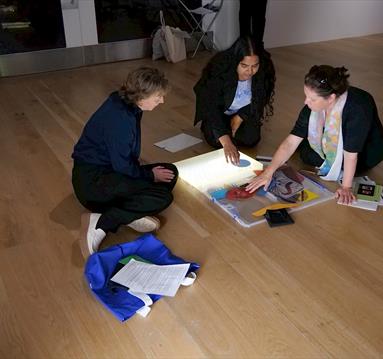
[72, 92, 153, 180]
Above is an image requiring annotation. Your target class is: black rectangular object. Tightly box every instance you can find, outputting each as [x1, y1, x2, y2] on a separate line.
[264, 208, 294, 227]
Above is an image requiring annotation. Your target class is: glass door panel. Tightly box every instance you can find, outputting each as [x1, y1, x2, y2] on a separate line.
[0, 0, 202, 76]
[0, 0, 66, 55]
[94, 0, 201, 43]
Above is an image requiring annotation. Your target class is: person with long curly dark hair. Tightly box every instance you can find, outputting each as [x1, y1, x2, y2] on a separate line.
[193, 36, 276, 165]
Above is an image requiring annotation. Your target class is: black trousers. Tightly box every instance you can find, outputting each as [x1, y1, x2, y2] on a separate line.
[201, 115, 261, 149]
[239, 0, 268, 44]
[72, 161, 178, 233]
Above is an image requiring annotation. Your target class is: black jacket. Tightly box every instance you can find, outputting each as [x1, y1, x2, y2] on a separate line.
[193, 51, 274, 140]
[291, 86, 383, 169]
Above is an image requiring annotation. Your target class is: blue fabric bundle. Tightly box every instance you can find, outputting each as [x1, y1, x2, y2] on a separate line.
[84, 233, 200, 321]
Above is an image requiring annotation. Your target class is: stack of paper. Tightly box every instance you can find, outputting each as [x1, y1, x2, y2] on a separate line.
[110, 259, 190, 297]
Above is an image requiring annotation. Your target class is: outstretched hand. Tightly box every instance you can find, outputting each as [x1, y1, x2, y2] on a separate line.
[223, 141, 240, 165]
[152, 166, 175, 183]
[335, 186, 355, 205]
[245, 169, 273, 193]
[219, 134, 240, 165]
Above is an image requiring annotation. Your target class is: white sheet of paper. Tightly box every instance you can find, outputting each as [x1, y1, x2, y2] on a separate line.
[154, 133, 202, 153]
[110, 259, 190, 297]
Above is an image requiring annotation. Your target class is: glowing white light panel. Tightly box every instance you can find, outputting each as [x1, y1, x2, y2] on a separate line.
[174, 149, 263, 195]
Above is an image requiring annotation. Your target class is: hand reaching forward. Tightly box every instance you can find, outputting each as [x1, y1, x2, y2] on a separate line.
[223, 142, 240, 165]
[246, 169, 274, 193]
[219, 135, 240, 165]
[152, 166, 175, 183]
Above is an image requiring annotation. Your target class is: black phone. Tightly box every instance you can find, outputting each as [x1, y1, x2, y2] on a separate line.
[264, 208, 294, 227]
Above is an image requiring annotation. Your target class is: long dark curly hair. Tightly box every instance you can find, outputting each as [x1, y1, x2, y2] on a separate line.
[201, 36, 276, 123]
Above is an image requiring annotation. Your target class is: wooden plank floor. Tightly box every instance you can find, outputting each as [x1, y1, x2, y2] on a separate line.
[0, 34, 382, 358]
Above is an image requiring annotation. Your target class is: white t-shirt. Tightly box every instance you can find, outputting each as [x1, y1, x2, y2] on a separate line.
[224, 79, 252, 116]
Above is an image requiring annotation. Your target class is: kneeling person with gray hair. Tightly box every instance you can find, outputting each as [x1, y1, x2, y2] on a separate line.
[72, 67, 178, 257]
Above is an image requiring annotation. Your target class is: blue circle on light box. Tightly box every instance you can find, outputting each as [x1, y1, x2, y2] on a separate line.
[236, 159, 251, 167]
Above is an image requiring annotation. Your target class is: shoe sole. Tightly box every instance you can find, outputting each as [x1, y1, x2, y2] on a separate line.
[79, 213, 91, 259]
[128, 216, 161, 232]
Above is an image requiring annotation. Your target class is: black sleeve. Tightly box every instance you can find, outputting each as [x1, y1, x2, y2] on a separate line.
[237, 103, 251, 122]
[139, 165, 155, 181]
[290, 105, 311, 138]
[342, 101, 374, 153]
[104, 116, 143, 178]
[194, 75, 231, 139]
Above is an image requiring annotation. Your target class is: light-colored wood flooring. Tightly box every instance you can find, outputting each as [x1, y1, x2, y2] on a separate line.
[0, 34, 382, 359]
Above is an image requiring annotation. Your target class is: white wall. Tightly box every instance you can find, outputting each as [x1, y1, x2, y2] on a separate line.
[213, 0, 383, 50]
[61, 0, 383, 50]
[264, 0, 383, 48]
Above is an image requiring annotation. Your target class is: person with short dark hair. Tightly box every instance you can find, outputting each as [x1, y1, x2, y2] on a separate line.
[72, 67, 178, 257]
[194, 36, 276, 165]
[246, 65, 383, 205]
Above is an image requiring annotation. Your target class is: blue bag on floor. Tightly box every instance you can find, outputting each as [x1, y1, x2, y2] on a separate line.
[84, 233, 200, 321]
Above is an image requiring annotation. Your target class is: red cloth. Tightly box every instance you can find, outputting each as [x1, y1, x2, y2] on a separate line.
[226, 187, 255, 200]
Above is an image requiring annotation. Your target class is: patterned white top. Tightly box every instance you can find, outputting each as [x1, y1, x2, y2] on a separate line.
[224, 79, 252, 116]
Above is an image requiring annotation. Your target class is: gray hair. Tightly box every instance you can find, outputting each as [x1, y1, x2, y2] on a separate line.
[119, 67, 169, 103]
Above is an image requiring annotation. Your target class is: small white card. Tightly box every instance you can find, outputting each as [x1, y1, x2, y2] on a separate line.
[154, 133, 202, 153]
